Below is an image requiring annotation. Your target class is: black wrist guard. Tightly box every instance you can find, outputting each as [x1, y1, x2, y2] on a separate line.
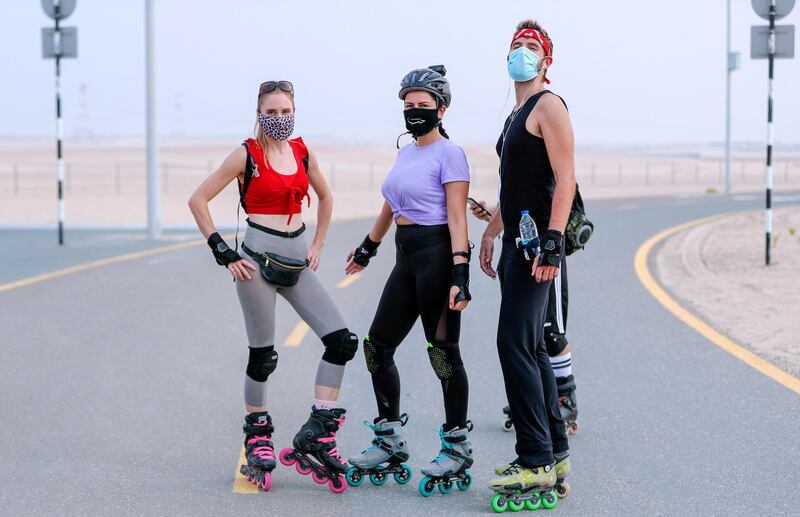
[539, 230, 564, 267]
[452, 263, 472, 303]
[207, 232, 240, 267]
[352, 234, 380, 267]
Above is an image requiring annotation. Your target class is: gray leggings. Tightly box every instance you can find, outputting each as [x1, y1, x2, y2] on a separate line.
[236, 226, 348, 408]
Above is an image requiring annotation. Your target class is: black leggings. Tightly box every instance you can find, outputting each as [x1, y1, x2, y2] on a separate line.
[364, 224, 468, 429]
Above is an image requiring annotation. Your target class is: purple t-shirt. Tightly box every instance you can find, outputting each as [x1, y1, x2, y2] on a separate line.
[381, 139, 470, 225]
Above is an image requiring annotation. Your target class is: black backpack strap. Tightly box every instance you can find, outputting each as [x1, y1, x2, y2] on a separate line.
[239, 141, 256, 213]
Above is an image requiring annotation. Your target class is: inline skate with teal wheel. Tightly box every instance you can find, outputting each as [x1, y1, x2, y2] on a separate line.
[346, 413, 412, 487]
[418, 422, 474, 497]
[488, 462, 559, 512]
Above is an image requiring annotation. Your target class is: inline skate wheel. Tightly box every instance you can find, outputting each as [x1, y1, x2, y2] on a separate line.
[456, 471, 472, 491]
[418, 476, 435, 497]
[278, 448, 295, 467]
[393, 464, 412, 485]
[312, 470, 327, 485]
[524, 495, 542, 511]
[370, 468, 389, 486]
[502, 419, 513, 432]
[346, 466, 364, 487]
[509, 498, 525, 512]
[541, 490, 558, 509]
[490, 493, 508, 513]
[260, 472, 272, 492]
[295, 461, 311, 476]
[329, 475, 347, 494]
[556, 481, 570, 498]
[438, 480, 454, 494]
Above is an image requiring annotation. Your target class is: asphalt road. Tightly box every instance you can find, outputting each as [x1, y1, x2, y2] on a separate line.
[1, 193, 799, 516]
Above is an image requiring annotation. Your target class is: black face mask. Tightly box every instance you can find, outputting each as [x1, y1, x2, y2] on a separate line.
[403, 108, 440, 138]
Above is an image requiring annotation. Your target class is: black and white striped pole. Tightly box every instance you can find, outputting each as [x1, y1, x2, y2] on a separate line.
[750, 0, 795, 265]
[41, 0, 77, 245]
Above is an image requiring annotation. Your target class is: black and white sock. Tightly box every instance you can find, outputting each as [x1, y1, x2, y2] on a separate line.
[550, 352, 572, 378]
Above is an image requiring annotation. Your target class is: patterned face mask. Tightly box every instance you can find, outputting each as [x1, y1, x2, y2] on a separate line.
[258, 113, 295, 141]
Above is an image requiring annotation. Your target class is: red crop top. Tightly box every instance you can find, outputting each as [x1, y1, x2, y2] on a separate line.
[239, 137, 311, 224]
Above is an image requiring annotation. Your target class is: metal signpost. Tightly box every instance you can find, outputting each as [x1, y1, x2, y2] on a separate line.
[725, 0, 741, 195]
[145, 0, 161, 240]
[41, 0, 78, 245]
[751, 0, 795, 265]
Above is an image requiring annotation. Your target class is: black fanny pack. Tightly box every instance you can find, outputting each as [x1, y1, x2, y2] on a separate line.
[242, 243, 307, 287]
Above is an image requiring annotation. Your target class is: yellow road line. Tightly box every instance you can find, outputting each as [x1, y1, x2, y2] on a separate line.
[232, 445, 259, 494]
[336, 273, 361, 288]
[0, 232, 238, 294]
[284, 321, 310, 348]
[634, 211, 800, 395]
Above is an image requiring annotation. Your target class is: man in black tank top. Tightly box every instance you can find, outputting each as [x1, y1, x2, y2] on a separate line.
[481, 20, 577, 495]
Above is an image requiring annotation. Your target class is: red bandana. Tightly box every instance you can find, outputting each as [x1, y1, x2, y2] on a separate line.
[510, 28, 551, 56]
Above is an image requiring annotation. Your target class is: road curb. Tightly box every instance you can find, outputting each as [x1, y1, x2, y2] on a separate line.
[634, 211, 800, 395]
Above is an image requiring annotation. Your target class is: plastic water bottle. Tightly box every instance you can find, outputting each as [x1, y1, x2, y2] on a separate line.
[518, 210, 539, 261]
[519, 210, 538, 243]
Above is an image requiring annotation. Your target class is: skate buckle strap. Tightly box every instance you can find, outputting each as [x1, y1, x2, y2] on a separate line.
[247, 436, 275, 460]
[319, 433, 343, 461]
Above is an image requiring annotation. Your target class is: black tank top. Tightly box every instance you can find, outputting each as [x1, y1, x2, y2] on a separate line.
[495, 90, 565, 239]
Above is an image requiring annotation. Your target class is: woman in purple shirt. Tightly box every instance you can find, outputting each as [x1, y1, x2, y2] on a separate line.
[343, 66, 474, 495]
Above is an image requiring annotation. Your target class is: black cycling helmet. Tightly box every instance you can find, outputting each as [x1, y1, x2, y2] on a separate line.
[398, 65, 452, 107]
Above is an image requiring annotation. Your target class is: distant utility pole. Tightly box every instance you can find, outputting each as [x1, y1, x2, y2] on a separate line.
[41, 0, 78, 245]
[145, 0, 161, 239]
[750, 0, 795, 265]
[725, 0, 740, 195]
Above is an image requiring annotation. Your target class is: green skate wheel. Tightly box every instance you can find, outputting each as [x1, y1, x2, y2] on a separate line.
[456, 471, 472, 491]
[418, 476, 435, 497]
[346, 467, 364, 487]
[491, 493, 509, 513]
[509, 498, 525, 512]
[393, 464, 412, 485]
[438, 480, 454, 494]
[524, 495, 542, 511]
[541, 490, 558, 510]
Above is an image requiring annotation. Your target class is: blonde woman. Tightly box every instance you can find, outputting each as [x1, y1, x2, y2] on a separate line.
[188, 81, 356, 493]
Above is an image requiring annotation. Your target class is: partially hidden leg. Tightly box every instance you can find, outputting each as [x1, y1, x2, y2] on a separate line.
[235, 264, 280, 490]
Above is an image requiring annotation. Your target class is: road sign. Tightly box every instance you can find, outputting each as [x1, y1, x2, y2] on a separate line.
[751, 25, 795, 58]
[41, 0, 77, 20]
[752, 0, 795, 19]
[42, 27, 78, 59]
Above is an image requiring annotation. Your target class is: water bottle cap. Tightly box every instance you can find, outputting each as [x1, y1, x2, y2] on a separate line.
[521, 210, 529, 215]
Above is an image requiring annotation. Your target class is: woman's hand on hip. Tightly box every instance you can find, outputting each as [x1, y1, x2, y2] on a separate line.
[307, 242, 323, 272]
[228, 259, 257, 281]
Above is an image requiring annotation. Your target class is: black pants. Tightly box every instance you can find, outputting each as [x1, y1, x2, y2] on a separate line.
[497, 238, 568, 467]
[366, 224, 468, 429]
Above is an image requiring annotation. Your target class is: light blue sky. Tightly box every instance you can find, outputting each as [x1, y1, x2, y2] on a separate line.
[1, 0, 798, 145]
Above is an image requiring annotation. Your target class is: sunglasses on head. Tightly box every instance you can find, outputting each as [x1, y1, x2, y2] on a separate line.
[259, 80, 294, 95]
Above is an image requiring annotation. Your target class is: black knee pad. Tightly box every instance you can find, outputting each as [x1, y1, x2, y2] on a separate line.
[246, 346, 278, 382]
[321, 328, 359, 366]
[426, 341, 464, 380]
[363, 335, 396, 374]
[545, 331, 569, 357]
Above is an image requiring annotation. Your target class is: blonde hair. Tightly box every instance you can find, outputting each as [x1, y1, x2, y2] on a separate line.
[253, 89, 295, 152]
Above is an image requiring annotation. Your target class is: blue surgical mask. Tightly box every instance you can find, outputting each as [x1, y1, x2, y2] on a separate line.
[507, 47, 541, 82]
